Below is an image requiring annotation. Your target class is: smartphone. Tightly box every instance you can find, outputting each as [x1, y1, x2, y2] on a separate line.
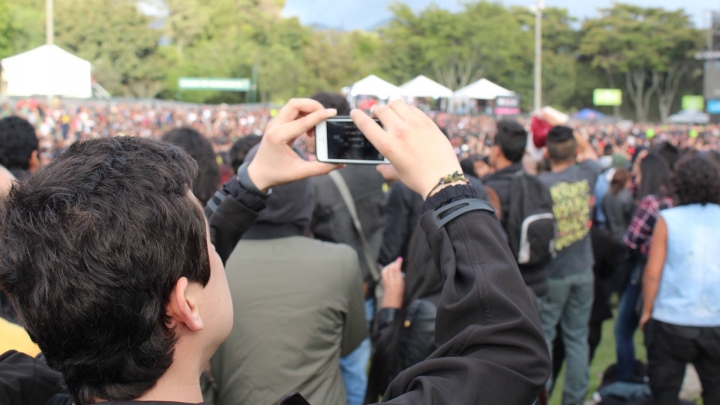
[315, 117, 389, 165]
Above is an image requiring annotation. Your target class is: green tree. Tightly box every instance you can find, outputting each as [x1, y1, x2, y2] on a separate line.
[6, 0, 45, 54]
[510, 6, 580, 110]
[0, 0, 13, 59]
[54, 0, 167, 97]
[302, 29, 381, 94]
[379, 2, 527, 91]
[579, 4, 702, 122]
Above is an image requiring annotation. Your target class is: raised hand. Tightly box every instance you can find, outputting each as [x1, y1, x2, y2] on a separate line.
[381, 258, 405, 310]
[248, 99, 342, 191]
[351, 100, 462, 199]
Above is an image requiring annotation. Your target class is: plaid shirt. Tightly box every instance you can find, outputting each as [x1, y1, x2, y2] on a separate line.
[623, 195, 674, 255]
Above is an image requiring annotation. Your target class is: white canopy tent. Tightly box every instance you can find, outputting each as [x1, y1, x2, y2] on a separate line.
[453, 78, 514, 101]
[1, 45, 92, 98]
[349, 75, 401, 99]
[400, 75, 453, 99]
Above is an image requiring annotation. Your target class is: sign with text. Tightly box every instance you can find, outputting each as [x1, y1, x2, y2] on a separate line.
[178, 78, 251, 92]
[593, 89, 622, 106]
[494, 95, 521, 115]
[681, 96, 704, 111]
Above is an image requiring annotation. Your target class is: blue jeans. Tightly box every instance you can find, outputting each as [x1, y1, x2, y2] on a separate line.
[615, 262, 643, 382]
[540, 270, 594, 405]
[339, 299, 374, 405]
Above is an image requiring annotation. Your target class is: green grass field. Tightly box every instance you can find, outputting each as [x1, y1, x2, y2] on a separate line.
[549, 316, 647, 405]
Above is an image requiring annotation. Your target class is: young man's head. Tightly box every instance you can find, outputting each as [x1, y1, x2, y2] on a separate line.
[671, 155, 720, 207]
[489, 120, 527, 170]
[0, 116, 40, 176]
[310, 92, 351, 116]
[0, 137, 232, 404]
[229, 135, 263, 173]
[301, 92, 352, 156]
[545, 126, 577, 165]
[161, 127, 221, 206]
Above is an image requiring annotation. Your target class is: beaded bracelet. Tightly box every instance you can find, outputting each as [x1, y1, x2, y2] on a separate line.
[426, 171, 469, 199]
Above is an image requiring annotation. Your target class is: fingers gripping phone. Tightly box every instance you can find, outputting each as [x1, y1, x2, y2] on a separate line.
[315, 117, 389, 165]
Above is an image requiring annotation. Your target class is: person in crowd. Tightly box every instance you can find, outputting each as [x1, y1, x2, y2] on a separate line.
[161, 127, 221, 205]
[0, 116, 40, 180]
[210, 146, 367, 405]
[654, 142, 680, 170]
[616, 152, 673, 382]
[369, 158, 490, 401]
[641, 155, 720, 405]
[603, 169, 634, 251]
[473, 155, 492, 178]
[460, 157, 478, 178]
[483, 120, 528, 221]
[365, 227, 440, 401]
[307, 92, 385, 405]
[228, 135, 263, 173]
[601, 168, 635, 294]
[378, 164, 488, 268]
[0, 99, 550, 405]
[597, 169, 635, 355]
[594, 154, 629, 229]
[538, 125, 601, 405]
[482, 120, 550, 298]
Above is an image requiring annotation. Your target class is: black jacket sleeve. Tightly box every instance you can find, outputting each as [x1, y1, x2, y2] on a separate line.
[204, 177, 265, 264]
[380, 185, 551, 405]
[378, 184, 413, 266]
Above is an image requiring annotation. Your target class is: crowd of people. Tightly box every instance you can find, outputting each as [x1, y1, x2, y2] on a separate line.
[0, 92, 719, 405]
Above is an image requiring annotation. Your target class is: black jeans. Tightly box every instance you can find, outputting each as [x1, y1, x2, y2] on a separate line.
[645, 319, 720, 405]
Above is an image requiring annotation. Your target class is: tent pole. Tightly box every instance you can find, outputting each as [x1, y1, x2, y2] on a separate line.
[46, 0, 54, 46]
[533, 0, 544, 113]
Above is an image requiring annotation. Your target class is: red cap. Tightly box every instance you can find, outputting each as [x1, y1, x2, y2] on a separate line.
[531, 116, 553, 148]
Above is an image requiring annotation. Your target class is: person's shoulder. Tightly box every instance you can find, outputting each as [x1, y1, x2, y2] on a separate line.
[290, 238, 359, 263]
[579, 159, 602, 176]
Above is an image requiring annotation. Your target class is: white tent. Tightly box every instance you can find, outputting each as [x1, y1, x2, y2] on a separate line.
[350, 75, 401, 99]
[1, 45, 92, 98]
[400, 75, 453, 99]
[453, 78, 514, 100]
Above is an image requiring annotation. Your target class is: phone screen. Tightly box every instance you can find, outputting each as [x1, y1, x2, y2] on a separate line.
[326, 120, 385, 162]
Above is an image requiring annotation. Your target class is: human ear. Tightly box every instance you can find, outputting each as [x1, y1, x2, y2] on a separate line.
[28, 150, 40, 172]
[167, 277, 204, 332]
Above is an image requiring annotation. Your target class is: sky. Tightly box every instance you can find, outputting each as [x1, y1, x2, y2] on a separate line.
[281, 0, 715, 30]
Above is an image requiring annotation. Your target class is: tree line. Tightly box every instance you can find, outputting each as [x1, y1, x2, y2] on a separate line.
[0, 0, 707, 122]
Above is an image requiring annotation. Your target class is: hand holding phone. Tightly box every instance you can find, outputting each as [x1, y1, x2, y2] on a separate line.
[315, 117, 389, 165]
[351, 101, 462, 199]
[247, 100, 341, 191]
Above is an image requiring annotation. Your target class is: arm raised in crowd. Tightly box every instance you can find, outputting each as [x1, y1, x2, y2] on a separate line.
[208, 98, 550, 404]
[353, 102, 551, 404]
[205, 99, 341, 262]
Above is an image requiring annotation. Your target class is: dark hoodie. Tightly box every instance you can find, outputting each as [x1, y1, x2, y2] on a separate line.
[241, 145, 315, 240]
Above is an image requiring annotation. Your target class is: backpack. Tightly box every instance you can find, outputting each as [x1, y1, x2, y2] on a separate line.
[505, 171, 556, 268]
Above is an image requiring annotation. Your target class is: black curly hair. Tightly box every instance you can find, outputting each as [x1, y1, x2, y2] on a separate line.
[671, 155, 720, 207]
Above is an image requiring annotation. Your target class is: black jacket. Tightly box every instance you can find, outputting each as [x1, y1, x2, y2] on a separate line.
[378, 178, 488, 267]
[1, 181, 550, 405]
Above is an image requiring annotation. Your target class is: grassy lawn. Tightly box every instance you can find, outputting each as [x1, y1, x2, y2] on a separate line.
[549, 316, 647, 405]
